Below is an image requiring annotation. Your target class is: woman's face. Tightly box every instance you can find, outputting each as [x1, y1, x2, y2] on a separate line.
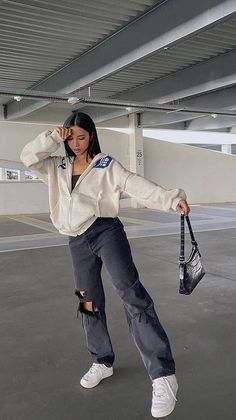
[66, 125, 91, 158]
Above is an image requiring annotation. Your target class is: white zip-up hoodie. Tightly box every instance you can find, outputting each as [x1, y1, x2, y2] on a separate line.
[20, 129, 187, 237]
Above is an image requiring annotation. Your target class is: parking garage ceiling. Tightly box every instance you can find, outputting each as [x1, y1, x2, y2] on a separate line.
[0, 0, 236, 131]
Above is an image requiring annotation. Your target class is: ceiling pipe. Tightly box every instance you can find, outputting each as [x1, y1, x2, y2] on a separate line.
[1, 88, 236, 118]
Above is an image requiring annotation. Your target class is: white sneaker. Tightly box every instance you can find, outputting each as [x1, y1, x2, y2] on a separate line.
[151, 374, 178, 418]
[80, 363, 113, 388]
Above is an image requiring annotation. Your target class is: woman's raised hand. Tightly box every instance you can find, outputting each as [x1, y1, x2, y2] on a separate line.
[55, 127, 73, 140]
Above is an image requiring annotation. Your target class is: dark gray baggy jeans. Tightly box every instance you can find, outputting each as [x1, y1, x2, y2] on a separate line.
[68, 217, 175, 380]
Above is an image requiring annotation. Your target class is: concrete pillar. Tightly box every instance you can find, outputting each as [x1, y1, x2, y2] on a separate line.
[129, 113, 144, 208]
[221, 144, 232, 154]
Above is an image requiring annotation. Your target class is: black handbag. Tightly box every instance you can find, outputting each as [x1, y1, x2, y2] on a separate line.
[179, 214, 205, 295]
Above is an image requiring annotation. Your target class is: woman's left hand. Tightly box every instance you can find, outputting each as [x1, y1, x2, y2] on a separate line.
[176, 199, 190, 216]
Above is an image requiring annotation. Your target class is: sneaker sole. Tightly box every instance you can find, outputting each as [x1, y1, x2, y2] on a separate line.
[151, 400, 176, 418]
[80, 370, 113, 389]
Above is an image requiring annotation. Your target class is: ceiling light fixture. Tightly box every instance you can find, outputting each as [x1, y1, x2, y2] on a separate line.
[68, 97, 80, 105]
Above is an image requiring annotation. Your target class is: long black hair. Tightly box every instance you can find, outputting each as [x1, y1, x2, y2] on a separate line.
[63, 110, 101, 162]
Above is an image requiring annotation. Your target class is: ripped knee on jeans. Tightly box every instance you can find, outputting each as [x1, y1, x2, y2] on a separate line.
[75, 290, 99, 317]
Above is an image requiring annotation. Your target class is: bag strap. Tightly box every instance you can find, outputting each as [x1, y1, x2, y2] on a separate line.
[179, 215, 198, 264]
[185, 215, 198, 247]
[180, 214, 185, 263]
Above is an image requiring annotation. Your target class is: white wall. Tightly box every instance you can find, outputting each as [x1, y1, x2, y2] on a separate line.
[144, 136, 236, 204]
[0, 121, 63, 162]
[0, 121, 129, 164]
[0, 181, 48, 215]
[98, 115, 129, 129]
[143, 128, 236, 146]
[97, 128, 130, 168]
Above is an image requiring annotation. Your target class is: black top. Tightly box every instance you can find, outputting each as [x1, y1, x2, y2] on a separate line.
[71, 174, 80, 191]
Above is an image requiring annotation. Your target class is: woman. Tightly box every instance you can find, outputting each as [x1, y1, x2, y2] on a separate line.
[20, 111, 190, 418]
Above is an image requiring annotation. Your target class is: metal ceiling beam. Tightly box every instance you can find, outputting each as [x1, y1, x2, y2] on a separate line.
[186, 115, 236, 130]
[178, 85, 236, 110]
[85, 49, 236, 124]
[138, 111, 236, 130]
[114, 49, 236, 103]
[143, 122, 186, 130]
[0, 106, 4, 120]
[138, 111, 204, 127]
[121, 58, 236, 128]
[137, 110, 236, 130]
[6, 0, 236, 120]
[77, 97, 236, 116]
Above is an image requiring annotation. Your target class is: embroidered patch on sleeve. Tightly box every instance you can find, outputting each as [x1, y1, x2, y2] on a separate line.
[93, 156, 113, 168]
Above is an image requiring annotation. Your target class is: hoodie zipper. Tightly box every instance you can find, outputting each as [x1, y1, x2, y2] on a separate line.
[67, 153, 105, 229]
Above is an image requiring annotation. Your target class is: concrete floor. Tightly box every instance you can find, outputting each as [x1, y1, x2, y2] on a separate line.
[1, 204, 236, 420]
